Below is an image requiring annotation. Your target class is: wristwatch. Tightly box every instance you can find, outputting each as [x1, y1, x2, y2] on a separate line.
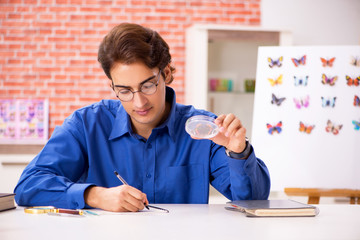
[225, 137, 251, 159]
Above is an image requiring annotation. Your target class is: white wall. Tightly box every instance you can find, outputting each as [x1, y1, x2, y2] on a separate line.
[262, 0, 360, 45]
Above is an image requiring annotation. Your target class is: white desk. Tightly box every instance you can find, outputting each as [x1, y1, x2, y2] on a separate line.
[1, 204, 359, 240]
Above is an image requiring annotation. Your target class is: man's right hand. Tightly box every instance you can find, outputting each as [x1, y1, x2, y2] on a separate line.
[84, 185, 149, 212]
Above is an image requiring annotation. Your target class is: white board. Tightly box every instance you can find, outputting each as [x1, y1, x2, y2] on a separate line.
[251, 46, 360, 191]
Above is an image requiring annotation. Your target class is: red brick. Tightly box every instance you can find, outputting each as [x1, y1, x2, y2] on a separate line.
[33, 22, 62, 28]
[49, 52, 76, 57]
[0, 52, 15, 57]
[39, 89, 53, 95]
[24, 0, 38, 4]
[65, 22, 90, 28]
[7, 59, 21, 64]
[8, 13, 21, 19]
[40, 0, 53, 3]
[23, 14, 39, 20]
[49, 7, 77, 12]
[0, 7, 15, 12]
[32, 7, 48, 12]
[24, 89, 37, 95]
[249, 17, 261, 24]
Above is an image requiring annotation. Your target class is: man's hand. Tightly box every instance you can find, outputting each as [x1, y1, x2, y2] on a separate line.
[84, 185, 149, 212]
[211, 113, 247, 153]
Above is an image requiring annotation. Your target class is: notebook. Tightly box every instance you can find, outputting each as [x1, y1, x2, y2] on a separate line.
[225, 199, 319, 217]
[0, 193, 16, 212]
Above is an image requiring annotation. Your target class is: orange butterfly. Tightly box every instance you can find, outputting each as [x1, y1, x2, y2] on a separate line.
[299, 121, 315, 134]
[320, 57, 335, 67]
[346, 75, 360, 86]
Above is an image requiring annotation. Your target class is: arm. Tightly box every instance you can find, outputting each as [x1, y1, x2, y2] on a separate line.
[14, 114, 148, 211]
[14, 121, 92, 209]
[208, 114, 270, 200]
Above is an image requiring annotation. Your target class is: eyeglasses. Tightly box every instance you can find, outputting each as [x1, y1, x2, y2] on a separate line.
[112, 70, 162, 102]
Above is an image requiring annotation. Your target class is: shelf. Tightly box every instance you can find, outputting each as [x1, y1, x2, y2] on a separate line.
[208, 91, 254, 95]
[0, 143, 45, 154]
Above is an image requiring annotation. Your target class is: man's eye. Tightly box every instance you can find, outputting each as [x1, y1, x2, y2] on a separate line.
[142, 82, 154, 89]
[118, 89, 131, 95]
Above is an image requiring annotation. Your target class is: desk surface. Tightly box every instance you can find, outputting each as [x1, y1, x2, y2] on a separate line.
[1, 204, 360, 240]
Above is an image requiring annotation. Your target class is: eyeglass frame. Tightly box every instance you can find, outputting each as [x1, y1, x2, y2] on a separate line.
[111, 69, 162, 102]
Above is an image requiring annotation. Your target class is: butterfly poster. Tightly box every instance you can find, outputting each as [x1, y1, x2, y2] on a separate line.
[0, 99, 49, 143]
[252, 45, 360, 192]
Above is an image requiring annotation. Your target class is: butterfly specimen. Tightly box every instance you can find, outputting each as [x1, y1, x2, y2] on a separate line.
[325, 120, 343, 135]
[293, 95, 310, 109]
[353, 120, 360, 130]
[320, 57, 335, 67]
[321, 97, 336, 107]
[291, 55, 306, 67]
[350, 56, 360, 67]
[299, 121, 315, 134]
[354, 95, 360, 106]
[268, 74, 283, 86]
[271, 93, 286, 106]
[321, 74, 338, 86]
[346, 75, 360, 86]
[294, 76, 309, 86]
[268, 56, 283, 68]
[266, 121, 282, 135]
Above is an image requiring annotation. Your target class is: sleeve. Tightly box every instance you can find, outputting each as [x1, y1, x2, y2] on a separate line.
[209, 143, 271, 201]
[14, 115, 93, 209]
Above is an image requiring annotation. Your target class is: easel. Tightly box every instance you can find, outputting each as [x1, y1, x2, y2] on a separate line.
[284, 188, 360, 204]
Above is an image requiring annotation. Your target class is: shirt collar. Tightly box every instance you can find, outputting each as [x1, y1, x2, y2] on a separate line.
[109, 86, 177, 141]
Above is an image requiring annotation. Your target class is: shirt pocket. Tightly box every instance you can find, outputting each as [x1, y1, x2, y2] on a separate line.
[165, 164, 205, 203]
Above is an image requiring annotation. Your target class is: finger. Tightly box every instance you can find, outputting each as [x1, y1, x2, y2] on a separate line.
[125, 185, 145, 200]
[224, 118, 242, 137]
[214, 114, 226, 126]
[121, 198, 142, 212]
[221, 114, 236, 131]
[127, 188, 148, 210]
[117, 185, 146, 211]
[121, 193, 146, 212]
[234, 126, 247, 139]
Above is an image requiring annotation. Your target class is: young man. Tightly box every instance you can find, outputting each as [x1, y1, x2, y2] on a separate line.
[14, 23, 270, 212]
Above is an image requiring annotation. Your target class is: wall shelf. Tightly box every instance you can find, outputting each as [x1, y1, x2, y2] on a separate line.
[185, 24, 292, 138]
[0, 144, 44, 154]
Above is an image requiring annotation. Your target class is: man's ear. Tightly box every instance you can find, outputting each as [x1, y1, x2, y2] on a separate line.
[163, 64, 172, 84]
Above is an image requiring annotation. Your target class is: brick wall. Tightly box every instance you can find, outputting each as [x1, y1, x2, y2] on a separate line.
[0, 0, 261, 136]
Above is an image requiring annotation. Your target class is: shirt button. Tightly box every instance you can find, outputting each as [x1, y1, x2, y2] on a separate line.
[147, 144, 152, 149]
[146, 173, 152, 178]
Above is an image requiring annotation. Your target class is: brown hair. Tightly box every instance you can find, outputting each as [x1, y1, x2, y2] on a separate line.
[98, 23, 175, 84]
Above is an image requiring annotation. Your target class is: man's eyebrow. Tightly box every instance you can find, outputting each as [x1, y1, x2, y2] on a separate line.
[114, 75, 156, 88]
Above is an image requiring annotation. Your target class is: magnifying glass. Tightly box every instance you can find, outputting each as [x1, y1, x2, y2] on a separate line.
[185, 115, 219, 139]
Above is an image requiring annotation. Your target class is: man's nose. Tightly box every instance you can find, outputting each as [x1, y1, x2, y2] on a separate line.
[132, 91, 148, 108]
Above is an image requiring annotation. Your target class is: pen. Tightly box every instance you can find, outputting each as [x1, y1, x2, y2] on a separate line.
[114, 170, 129, 185]
[114, 171, 149, 210]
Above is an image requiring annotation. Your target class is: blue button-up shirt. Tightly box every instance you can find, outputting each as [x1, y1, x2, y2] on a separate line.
[14, 87, 270, 209]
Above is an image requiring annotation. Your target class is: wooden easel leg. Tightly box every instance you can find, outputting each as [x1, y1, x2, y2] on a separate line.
[308, 196, 320, 204]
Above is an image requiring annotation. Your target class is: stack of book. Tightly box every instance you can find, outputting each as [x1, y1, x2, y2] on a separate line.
[226, 199, 319, 217]
[0, 193, 16, 212]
